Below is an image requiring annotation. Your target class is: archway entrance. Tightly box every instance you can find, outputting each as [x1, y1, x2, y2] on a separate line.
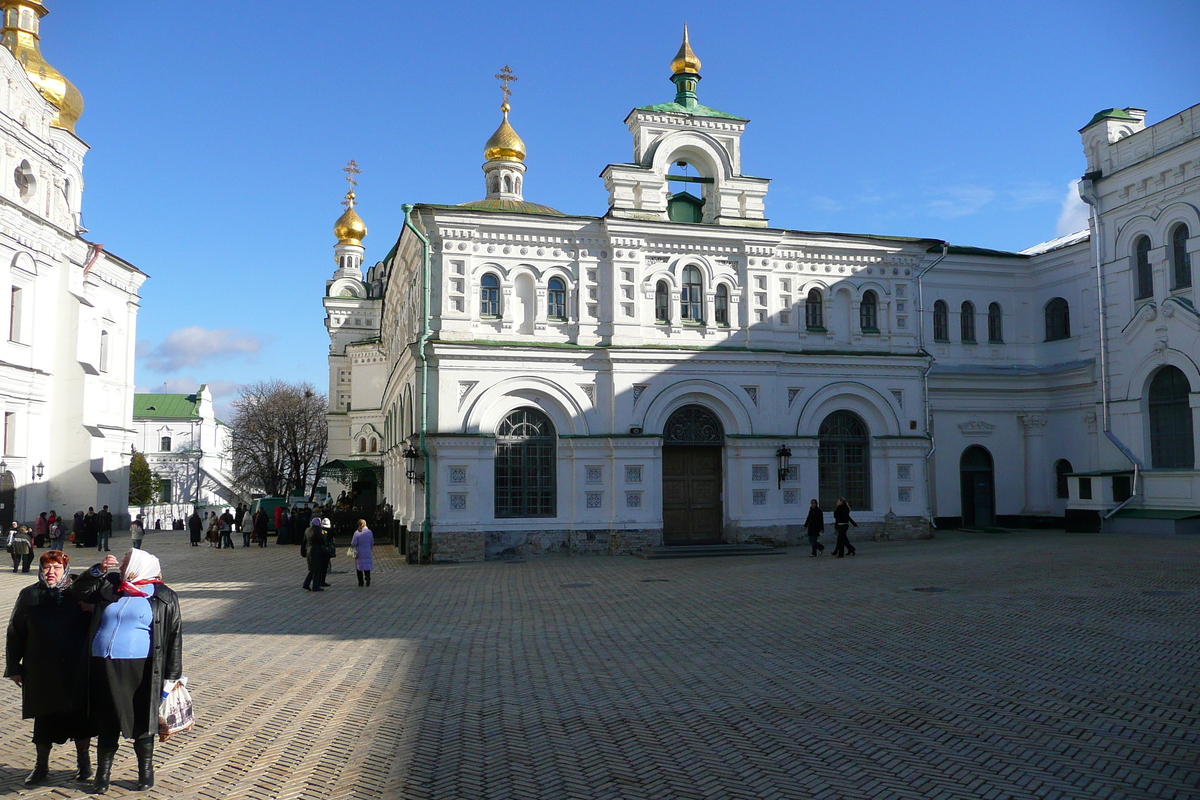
[662, 405, 723, 545]
[960, 445, 995, 527]
[0, 471, 13, 531]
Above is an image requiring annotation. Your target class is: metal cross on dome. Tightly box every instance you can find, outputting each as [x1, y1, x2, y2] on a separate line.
[342, 160, 361, 207]
[495, 65, 518, 103]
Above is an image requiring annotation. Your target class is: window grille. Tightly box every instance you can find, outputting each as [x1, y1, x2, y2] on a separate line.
[1149, 366, 1194, 468]
[860, 291, 878, 331]
[933, 300, 949, 341]
[480, 273, 500, 317]
[681, 266, 703, 322]
[818, 410, 870, 510]
[960, 302, 976, 342]
[494, 408, 557, 518]
[547, 277, 567, 320]
[987, 302, 1003, 343]
[805, 289, 824, 330]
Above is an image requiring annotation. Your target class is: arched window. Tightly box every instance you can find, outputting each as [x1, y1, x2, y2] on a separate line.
[547, 277, 567, 320]
[655, 280, 669, 322]
[932, 300, 949, 341]
[805, 289, 824, 330]
[714, 284, 729, 326]
[1045, 298, 1070, 341]
[1134, 235, 1153, 299]
[99, 330, 110, 372]
[480, 273, 500, 317]
[1054, 459, 1073, 499]
[503, 175, 512, 193]
[860, 291, 878, 332]
[359, 438, 367, 453]
[818, 410, 870, 510]
[370, 438, 377, 453]
[494, 407, 556, 518]
[960, 301, 976, 342]
[681, 266, 703, 322]
[987, 302, 1003, 343]
[1171, 223, 1192, 290]
[1148, 366, 1194, 468]
[160, 436, 171, 452]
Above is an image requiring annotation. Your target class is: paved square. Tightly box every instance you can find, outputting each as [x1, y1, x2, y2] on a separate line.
[0, 531, 1197, 799]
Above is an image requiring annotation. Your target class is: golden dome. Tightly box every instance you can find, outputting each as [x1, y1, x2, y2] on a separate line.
[483, 103, 526, 162]
[0, 1, 84, 134]
[334, 192, 367, 245]
[670, 24, 702, 75]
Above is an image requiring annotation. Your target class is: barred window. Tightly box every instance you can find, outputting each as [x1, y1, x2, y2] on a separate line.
[1045, 297, 1070, 341]
[681, 266, 703, 322]
[547, 277, 567, 320]
[655, 280, 670, 322]
[933, 300, 949, 341]
[714, 284, 729, 326]
[1171, 224, 1192, 290]
[818, 410, 870, 510]
[988, 302, 1003, 343]
[1134, 235, 1153, 300]
[494, 408, 557, 518]
[1149, 366, 1194, 469]
[480, 273, 501, 317]
[860, 290, 878, 331]
[805, 289, 824, 330]
[960, 301, 976, 343]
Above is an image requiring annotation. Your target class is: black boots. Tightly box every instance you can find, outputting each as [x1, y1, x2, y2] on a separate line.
[74, 737, 93, 781]
[94, 747, 116, 794]
[24, 743, 51, 785]
[134, 736, 155, 790]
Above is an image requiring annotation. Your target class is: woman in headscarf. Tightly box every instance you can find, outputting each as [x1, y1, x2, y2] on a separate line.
[351, 519, 375, 587]
[72, 549, 182, 793]
[5, 551, 95, 786]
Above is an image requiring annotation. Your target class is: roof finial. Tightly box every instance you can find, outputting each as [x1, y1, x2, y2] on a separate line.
[671, 24, 702, 75]
[495, 65, 518, 113]
[342, 159, 361, 208]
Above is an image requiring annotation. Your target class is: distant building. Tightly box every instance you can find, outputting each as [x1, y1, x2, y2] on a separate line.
[0, 1, 147, 528]
[324, 30, 1200, 560]
[132, 385, 238, 521]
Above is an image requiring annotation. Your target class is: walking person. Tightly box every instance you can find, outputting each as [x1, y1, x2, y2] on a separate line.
[301, 517, 328, 591]
[253, 508, 269, 548]
[129, 515, 145, 550]
[804, 499, 826, 556]
[96, 505, 113, 552]
[4, 551, 96, 786]
[206, 512, 219, 548]
[351, 519, 375, 587]
[240, 509, 254, 548]
[49, 518, 67, 552]
[218, 509, 235, 550]
[831, 497, 858, 558]
[71, 550, 182, 793]
[187, 510, 203, 547]
[11, 525, 34, 573]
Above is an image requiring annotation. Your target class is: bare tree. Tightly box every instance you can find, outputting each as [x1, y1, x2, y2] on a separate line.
[229, 381, 328, 499]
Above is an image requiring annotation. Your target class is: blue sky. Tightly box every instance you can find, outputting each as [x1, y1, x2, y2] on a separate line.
[44, 0, 1199, 413]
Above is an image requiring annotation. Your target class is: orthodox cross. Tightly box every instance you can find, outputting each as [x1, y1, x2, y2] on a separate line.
[495, 65, 518, 104]
[342, 160, 361, 207]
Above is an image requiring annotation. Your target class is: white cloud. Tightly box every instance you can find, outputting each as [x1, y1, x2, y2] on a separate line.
[1056, 179, 1090, 235]
[810, 195, 844, 213]
[926, 186, 996, 219]
[140, 326, 264, 372]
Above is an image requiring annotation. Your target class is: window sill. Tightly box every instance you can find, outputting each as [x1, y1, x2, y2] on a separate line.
[805, 326, 827, 333]
[988, 339, 1004, 345]
[961, 339, 977, 345]
[932, 337, 950, 343]
[861, 328, 880, 335]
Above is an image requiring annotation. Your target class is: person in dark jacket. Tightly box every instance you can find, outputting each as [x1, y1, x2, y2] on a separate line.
[831, 497, 858, 557]
[71, 550, 182, 793]
[187, 510, 203, 546]
[301, 518, 329, 591]
[804, 499, 825, 556]
[96, 506, 113, 552]
[5, 551, 95, 786]
[80, 508, 97, 549]
[253, 509, 269, 547]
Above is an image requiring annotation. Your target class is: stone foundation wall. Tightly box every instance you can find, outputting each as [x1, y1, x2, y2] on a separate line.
[431, 530, 485, 563]
[728, 516, 932, 547]
[433, 528, 665, 562]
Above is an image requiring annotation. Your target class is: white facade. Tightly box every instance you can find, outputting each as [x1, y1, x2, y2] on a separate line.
[131, 385, 237, 523]
[0, 2, 146, 529]
[325, 40, 1200, 559]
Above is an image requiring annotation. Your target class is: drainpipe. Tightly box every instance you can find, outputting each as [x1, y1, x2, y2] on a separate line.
[401, 204, 434, 562]
[916, 243, 949, 529]
[1078, 179, 1142, 519]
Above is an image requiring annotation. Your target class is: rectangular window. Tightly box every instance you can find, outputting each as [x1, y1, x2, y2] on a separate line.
[1078, 477, 1092, 500]
[9, 286, 21, 342]
[3, 412, 14, 455]
[1112, 475, 1132, 503]
[158, 479, 172, 503]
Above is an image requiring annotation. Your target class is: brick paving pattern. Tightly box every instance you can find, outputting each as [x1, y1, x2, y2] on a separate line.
[0, 530, 1196, 799]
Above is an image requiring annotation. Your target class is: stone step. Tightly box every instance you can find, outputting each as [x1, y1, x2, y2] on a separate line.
[633, 543, 785, 559]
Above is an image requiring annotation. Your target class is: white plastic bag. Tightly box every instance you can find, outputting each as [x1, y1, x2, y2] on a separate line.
[159, 676, 195, 742]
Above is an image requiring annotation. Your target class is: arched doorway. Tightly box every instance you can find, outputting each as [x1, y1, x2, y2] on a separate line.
[662, 405, 723, 545]
[960, 446, 995, 527]
[818, 411, 870, 510]
[0, 471, 13, 531]
[1148, 366, 1194, 468]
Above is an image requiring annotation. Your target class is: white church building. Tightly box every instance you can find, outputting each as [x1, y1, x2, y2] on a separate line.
[323, 32, 1199, 561]
[0, 1, 147, 530]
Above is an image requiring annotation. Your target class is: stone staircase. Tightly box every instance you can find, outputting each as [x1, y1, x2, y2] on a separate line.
[633, 543, 785, 560]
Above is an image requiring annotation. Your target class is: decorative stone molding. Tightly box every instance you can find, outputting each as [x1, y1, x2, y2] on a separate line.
[958, 420, 996, 437]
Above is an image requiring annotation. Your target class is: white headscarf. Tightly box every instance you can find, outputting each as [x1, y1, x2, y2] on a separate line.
[123, 548, 162, 584]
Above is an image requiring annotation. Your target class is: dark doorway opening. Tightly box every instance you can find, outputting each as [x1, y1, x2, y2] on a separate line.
[960, 445, 995, 527]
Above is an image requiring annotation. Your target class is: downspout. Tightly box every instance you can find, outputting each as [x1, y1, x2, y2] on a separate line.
[1078, 178, 1142, 519]
[916, 243, 948, 529]
[401, 204, 434, 562]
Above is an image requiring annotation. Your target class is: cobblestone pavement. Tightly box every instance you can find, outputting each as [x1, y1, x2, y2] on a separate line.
[0, 530, 1197, 800]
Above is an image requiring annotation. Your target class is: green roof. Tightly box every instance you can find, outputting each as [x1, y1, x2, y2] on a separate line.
[133, 393, 199, 419]
[634, 101, 746, 121]
[1085, 108, 1135, 127]
[454, 198, 565, 216]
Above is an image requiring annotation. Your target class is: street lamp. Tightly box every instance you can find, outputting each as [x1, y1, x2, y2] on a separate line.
[776, 445, 792, 489]
[402, 445, 425, 485]
[35, 462, 43, 479]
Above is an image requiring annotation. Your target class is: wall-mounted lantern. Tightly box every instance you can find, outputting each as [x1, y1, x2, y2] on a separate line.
[402, 445, 425, 485]
[776, 445, 792, 489]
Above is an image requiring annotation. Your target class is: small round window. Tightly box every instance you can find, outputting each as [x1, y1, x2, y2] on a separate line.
[14, 160, 35, 201]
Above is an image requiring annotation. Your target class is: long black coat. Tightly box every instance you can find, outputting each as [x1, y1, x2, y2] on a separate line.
[71, 568, 183, 737]
[804, 506, 825, 537]
[302, 526, 327, 571]
[4, 578, 92, 719]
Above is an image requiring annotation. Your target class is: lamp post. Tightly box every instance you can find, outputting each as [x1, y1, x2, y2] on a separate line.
[776, 445, 792, 489]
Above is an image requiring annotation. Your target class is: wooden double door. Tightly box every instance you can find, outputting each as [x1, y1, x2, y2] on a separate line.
[662, 446, 723, 545]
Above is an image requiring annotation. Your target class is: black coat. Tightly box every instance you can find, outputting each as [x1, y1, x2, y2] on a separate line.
[71, 568, 183, 737]
[4, 578, 92, 719]
[188, 513, 203, 542]
[302, 526, 327, 570]
[833, 504, 856, 527]
[804, 506, 824, 536]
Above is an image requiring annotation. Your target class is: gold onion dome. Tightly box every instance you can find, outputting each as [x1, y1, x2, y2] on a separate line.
[0, 1, 84, 133]
[483, 103, 526, 162]
[334, 193, 367, 245]
[670, 24, 701, 75]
